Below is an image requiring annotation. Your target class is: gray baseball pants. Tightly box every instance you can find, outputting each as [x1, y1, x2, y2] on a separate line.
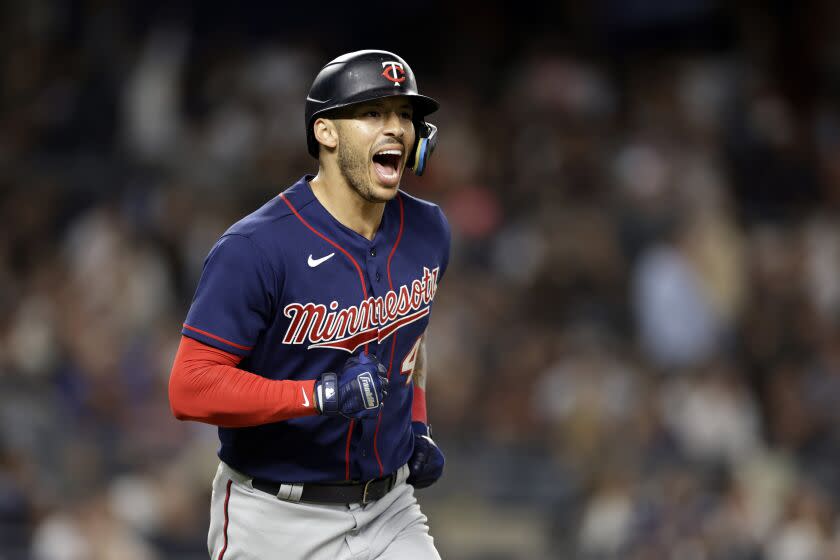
[208, 461, 441, 559]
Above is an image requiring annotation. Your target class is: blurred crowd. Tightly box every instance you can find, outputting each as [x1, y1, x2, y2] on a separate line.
[4, 1, 840, 559]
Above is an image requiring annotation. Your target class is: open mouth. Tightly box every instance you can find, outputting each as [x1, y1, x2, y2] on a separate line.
[372, 148, 403, 187]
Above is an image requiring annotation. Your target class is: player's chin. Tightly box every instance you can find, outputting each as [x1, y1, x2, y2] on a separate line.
[367, 168, 403, 200]
[366, 183, 400, 203]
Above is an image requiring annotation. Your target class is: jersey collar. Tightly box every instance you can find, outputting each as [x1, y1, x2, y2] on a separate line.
[282, 175, 398, 251]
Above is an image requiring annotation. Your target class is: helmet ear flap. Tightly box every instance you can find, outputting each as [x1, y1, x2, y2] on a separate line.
[410, 122, 437, 176]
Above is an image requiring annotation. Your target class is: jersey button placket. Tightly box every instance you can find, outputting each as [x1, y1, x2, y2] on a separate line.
[366, 244, 384, 290]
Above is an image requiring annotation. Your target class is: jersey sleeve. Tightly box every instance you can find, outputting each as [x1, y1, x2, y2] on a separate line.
[182, 234, 278, 356]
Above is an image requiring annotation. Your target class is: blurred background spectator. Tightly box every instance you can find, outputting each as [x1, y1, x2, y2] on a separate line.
[2, 1, 840, 558]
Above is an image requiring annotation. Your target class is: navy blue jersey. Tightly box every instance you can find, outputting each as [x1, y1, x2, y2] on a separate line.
[181, 176, 450, 483]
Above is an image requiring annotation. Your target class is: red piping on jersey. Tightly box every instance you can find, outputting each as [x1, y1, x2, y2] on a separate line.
[373, 193, 405, 476]
[385, 194, 405, 311]
[280, 194, 368, 302]
[372, 410, 384, 475]
[345, 419, 355, 480]
[183, 323, 253, 351]
[218, 479, 232, 560]
[280, 193, 369, 481]
[384, 194, 406, 382]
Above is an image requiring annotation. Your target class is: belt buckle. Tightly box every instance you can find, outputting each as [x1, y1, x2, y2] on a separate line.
[362, 479, 374, 505]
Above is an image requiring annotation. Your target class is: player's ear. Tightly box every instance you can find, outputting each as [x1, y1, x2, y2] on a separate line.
[313, 118, 339, 152]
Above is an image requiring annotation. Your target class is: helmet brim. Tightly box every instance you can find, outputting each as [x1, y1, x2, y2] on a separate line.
[309, 91, 439, 122]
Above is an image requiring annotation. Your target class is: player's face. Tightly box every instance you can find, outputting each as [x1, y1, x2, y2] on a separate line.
[334, 98, 416, 204]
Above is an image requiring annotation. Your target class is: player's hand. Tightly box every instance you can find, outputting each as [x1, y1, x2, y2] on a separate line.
[314, 352, 389, 420]
[407, 422, 444, 489]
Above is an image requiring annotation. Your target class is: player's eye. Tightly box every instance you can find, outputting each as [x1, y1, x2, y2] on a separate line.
[364, 110, 381, 118]
[401, 111, 413, 120]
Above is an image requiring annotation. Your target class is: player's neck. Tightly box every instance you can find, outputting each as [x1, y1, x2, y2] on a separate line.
[309, 171, 385, 241]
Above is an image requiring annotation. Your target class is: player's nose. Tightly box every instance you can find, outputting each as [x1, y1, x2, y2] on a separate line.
[381, 111, 405, 138]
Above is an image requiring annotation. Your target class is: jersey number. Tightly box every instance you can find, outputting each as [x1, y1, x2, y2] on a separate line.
[401, 336, 423, 385]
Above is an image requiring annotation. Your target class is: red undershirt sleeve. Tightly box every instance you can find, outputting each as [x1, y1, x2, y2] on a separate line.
[411, 385, 428, 425]
[168, 335, 318, 427]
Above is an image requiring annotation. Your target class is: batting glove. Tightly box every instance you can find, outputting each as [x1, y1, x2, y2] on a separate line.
[315, 352, 389, 420]
[407, 421, 444, 488]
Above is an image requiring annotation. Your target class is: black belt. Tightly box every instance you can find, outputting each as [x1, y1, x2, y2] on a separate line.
[252, 471, 400, 505]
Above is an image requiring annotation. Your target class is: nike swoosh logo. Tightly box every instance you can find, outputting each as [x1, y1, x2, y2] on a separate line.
[308, 253, 335, 267]
[301, 387, 310, 407]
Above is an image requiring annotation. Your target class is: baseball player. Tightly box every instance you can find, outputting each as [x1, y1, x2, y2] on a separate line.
[168, 50, 449, 560]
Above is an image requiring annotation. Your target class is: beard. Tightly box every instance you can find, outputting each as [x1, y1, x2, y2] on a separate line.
[336, 137, 395, 204]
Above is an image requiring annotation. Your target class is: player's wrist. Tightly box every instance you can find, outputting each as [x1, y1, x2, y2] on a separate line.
[407, 420, 444, 489]
[314, 372, 339, 415]
[411, 421, 431, 438]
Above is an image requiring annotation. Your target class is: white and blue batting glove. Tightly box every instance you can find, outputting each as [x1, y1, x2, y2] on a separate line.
[314, 352, 389, 420]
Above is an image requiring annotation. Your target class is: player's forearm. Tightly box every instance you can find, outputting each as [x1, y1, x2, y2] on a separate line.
[169, 335, 317, 427]
[411, 336, 429, 424]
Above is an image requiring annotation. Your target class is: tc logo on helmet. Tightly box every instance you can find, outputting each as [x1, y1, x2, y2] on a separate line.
[381, 61, 406, 86]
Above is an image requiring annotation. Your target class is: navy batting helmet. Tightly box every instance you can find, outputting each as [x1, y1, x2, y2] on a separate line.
[305, 50, 439, 175]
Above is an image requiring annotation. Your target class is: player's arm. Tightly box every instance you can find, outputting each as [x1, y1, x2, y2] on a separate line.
[407, 334, 445, 488]
[169, 335, 317, 427]
[168, 234, 319, 427]
[410, 334, 429, 424]
[168, 336, 389, 427]
[172, 234, 388, 427]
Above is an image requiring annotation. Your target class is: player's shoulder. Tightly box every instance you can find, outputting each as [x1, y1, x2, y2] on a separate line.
[223, 176, 312, 241]
[398, 190, 449, 232]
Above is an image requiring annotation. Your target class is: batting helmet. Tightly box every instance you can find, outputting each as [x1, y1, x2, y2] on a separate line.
[305, 50, 439, 175]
